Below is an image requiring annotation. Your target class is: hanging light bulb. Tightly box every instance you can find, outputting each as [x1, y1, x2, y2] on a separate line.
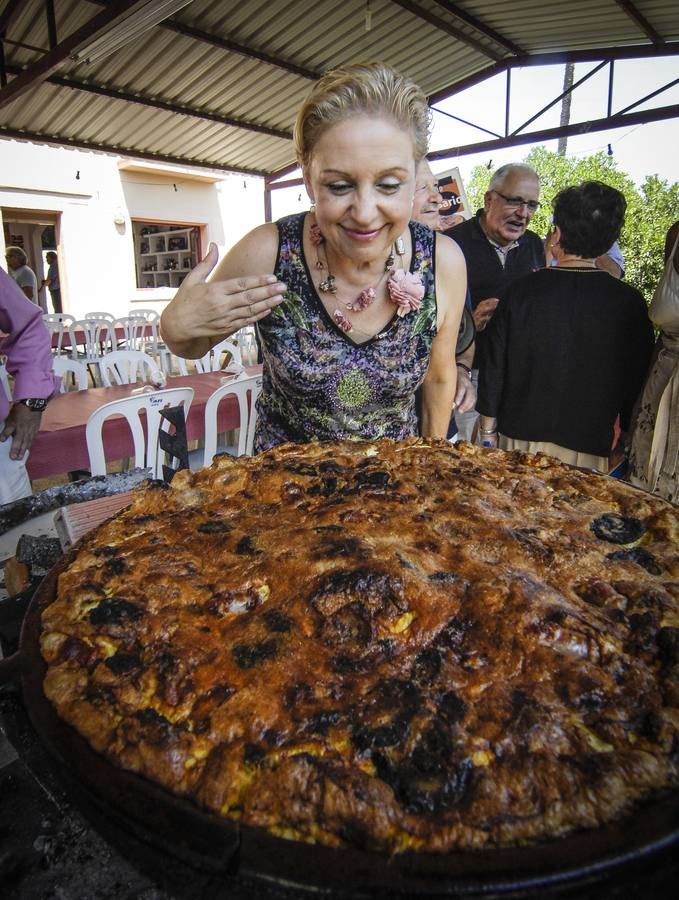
[365, 1, 372, 31]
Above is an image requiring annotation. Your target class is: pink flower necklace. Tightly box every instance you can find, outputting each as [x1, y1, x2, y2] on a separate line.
[310, 218, 424, 334]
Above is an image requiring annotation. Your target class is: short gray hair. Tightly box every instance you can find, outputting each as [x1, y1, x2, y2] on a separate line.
[488, 164, 539, 192]
[5, 245, 27, 265]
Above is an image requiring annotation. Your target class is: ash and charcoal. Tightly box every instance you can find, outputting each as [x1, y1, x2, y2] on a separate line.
[0, 469, 151, 536]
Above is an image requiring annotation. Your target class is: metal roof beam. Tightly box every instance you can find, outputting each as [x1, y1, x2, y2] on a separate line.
[431, 0, 525, 55]
[0, 0, 24, 39]
[45, 0, 58, 50]
[390, 0, 504, 62]
[428, 103, 679, 161]
[90, 1, 321, 79]
[266, 162, 301, 184]
[2, 62, 292, 140]
[614, 1, 665, 47]
[428, 42, 679, 104]
[0, 0, 148, 109]
[510, 61, 608, 137]
[431, 105, 502, 139]
[616, 76, 679, 115]
[160, 19, 321, 80]
[0, 126, 268, 176]
[267, 176, 305, 191]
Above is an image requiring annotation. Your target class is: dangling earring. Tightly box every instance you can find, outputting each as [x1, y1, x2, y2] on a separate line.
[309, 210, 325, 268]
[395, 236, 406, 257]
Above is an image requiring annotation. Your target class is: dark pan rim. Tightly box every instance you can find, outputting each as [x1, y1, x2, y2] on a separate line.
[18, 553, 679, 897]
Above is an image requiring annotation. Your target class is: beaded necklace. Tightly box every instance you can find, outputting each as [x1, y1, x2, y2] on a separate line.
[309, 217, 424, 334]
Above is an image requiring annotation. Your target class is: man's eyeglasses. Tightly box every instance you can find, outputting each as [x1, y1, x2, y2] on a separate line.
[493, 190, 540, 212]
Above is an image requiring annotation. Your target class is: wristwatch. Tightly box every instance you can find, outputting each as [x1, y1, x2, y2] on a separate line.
[17, 397, 48, 412]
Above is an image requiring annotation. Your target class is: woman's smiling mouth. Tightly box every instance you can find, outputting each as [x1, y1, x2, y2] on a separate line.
[341, 225, 387, 241]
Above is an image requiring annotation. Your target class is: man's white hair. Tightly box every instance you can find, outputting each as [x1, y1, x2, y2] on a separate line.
[488, 164, 539, 192]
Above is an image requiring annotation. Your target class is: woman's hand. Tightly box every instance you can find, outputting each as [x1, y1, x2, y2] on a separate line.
[160, 243, 287, 357]
[455, 364, 476, 413]
[472, 297, 499, 331]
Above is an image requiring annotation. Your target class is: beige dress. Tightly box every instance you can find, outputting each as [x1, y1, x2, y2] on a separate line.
[628, 233, 679, 503]
[499, 436, 608, 473]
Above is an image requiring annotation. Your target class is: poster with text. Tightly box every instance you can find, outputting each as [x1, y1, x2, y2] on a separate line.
[436, 167, 470, 229]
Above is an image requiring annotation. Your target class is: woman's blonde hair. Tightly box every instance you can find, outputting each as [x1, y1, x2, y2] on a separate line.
[294, 62, 431, 170]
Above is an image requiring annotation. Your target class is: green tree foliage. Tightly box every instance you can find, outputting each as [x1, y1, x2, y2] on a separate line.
[465, 147, 678, 301]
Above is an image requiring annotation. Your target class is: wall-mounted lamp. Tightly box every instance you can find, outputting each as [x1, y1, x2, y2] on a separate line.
[113, 208, 126, 226]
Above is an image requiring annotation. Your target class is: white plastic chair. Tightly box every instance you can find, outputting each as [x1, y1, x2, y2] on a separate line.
[127, 308, 159, 322]
[52, 357, 88, 393]
[177, 338, 242, 376]
[235, 325, 259, 366]
[98, 350, 164, 387]
[70, 318, 116, 379]
[128, 308, 171, 373]
[199, 372, 262, 468]
[43, 313, 76, 356]
[84, 311, 116, 323]
[85, 387, 194, 478]
[114, 316, 148, 352]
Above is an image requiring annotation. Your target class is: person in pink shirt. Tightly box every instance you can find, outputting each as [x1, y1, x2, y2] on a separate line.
[0, 268, 58, 503]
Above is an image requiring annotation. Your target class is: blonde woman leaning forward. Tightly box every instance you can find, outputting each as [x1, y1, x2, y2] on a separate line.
[160, 63, 466, 452]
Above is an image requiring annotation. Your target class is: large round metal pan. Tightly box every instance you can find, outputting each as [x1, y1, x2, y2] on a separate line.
[4, 555, 679, 898]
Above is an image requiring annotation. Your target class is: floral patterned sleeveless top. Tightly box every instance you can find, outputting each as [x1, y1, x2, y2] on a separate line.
[254, 213, 437, 452]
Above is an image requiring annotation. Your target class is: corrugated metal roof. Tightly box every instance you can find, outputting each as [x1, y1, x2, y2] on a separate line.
[0, 0, 677, 175]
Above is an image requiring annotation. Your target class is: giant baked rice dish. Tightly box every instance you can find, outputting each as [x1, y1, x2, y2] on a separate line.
[41, 439, 679, 853]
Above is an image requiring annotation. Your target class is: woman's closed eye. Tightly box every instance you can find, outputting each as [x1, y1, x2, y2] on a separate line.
[325, 180, 403, 195]
[377, 180, 402, 193]
[326, 182, 353, 194]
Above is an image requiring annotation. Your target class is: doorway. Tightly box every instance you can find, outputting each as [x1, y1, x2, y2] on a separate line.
[1, 208, 62, 314]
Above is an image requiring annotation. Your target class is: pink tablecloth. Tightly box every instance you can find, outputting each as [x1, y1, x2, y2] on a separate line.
[27, 367, 262, 479]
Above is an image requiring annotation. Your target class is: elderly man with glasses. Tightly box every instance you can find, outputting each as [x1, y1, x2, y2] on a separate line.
[444, 164, 545, 441]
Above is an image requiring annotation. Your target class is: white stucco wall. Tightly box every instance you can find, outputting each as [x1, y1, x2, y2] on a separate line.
[0, 139, 265, 320]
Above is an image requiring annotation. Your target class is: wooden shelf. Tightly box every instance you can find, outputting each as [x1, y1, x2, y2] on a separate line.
[133, 223, 197, 290]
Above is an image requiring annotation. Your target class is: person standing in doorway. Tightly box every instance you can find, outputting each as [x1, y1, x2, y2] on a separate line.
[41, 251, 62, 314]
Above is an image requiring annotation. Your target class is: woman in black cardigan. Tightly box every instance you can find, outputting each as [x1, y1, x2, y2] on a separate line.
[477, 181, 654, 471]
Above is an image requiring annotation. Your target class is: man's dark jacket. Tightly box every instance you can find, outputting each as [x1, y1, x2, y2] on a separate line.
[445, 211, 545, 368]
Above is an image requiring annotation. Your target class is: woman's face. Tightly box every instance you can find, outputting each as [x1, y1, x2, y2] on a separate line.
[304, 115, 416, 264]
